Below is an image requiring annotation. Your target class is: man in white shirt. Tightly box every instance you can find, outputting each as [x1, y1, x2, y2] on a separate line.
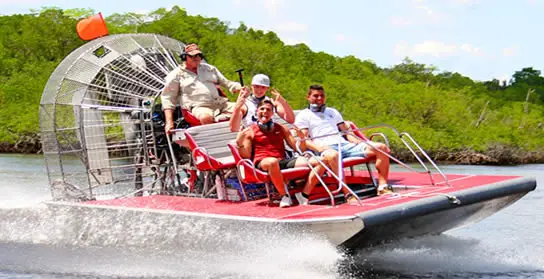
[294, 84, 392, 197]
[229, 74, 295, 132]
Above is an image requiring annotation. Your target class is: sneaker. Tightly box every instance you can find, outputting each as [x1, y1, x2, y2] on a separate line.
[279, 195, 292, 208]
[295, 192, 309, 205]
[345, 194, 359, 205]
[269, 192, 282, 202]
[377, 185, 394, 196]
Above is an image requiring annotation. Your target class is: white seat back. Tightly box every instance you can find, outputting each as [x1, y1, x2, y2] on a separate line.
[184, 121, 237, 162]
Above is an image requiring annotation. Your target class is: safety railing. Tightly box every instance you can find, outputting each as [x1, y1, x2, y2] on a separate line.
[347, 123, 450, 187]
[293, 137, 362, 206]
[290, 123, 451, 206]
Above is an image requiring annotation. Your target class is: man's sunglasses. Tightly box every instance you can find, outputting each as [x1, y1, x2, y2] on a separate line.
[187, 53, 204, 59]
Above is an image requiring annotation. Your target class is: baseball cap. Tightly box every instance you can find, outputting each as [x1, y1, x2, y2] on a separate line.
[184, 43, 202, 55]
[251, 74, 270, 87]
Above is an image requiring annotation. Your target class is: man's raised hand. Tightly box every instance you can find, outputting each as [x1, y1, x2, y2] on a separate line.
[270, 88, 283, 102]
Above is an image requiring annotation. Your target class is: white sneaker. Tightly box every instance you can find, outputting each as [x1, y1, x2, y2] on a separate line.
[295, 192, 309, 205]
[279, 195, 292, 208]
[377, 184, 394, 196]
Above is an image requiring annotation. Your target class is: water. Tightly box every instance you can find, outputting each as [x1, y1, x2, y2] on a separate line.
[0, 153, 542, 278]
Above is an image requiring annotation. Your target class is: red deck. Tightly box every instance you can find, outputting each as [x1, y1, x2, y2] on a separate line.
[85, 172, 520, 221]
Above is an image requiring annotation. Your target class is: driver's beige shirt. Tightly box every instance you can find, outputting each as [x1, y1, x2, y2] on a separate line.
[161, 62, 241, 109]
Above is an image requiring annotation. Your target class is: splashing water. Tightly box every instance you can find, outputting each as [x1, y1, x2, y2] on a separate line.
[0, 205, 345, 279]
[340, 232, 544, 278]
[1, 155, 543, 278]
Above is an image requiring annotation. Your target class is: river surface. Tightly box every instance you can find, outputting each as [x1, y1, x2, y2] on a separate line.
[0, 153, 542, 278]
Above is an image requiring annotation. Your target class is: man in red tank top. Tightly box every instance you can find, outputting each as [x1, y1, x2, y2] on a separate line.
[235, 99, 338, 208]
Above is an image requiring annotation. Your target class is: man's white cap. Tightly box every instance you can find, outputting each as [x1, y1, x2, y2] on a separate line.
[251, 74, 270, 87]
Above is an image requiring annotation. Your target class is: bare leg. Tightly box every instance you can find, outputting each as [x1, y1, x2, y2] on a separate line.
[314, 150, 349, 195]
[192, 106, 216, 124]
[258, 157, 286, 196]
[295, 157, 325, 196]
[318, 150, 352, 196]
[365, 142, 390, 185]
[321, 149, 339, 177]
[197, 113, 215, 124]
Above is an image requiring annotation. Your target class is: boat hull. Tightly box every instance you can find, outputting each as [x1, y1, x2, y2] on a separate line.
[342, 192, 527, 249]
[44, 175, 537, 250]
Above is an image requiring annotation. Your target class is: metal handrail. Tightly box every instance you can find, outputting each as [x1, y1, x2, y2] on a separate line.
[299, 151, 337, 206]
[400, 132, 450, 186]
[295, 123, 450, 187]
[347, 125, 420, 172]
[350, 124, 450, 186]
[294, 139, 362, 206]
[369, 133, 390, 147]
[297, 125, 420, 173]
[165, 133, 178, 174]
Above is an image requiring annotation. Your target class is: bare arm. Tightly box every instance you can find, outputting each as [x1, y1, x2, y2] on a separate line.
[337, 122, 362, 144]
[283, 125, 306, 152]
[235, 127, 253, 159]
[164, 109, 175, 134]
[229, 87, 250, 132]
[270, 88, 295, 124]
[214, 66, 242, 93]
[299, 129, 330, 153]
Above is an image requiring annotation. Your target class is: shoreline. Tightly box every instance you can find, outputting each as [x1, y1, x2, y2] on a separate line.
[1, 137, 543, 165]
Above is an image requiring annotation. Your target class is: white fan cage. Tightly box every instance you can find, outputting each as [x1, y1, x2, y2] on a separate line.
[39, 33, 185, 200]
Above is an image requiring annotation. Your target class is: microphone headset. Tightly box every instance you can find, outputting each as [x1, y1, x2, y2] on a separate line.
[308, 103, 326, 113]
[258, 120, 274, 132]
[179, 51, 187, 61]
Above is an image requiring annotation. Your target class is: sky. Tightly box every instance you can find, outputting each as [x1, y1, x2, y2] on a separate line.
[1, 0, 542, 82]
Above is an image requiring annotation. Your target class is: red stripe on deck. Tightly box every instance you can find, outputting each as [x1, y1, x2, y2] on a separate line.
[84, 172, 521, 221]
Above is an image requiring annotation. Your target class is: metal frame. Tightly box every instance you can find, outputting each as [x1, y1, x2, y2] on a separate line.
[39, 34, 186, 201]
[287, 122, 452, 205]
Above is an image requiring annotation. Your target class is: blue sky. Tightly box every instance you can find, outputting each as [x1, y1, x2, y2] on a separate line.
[1, 0, 541, 82]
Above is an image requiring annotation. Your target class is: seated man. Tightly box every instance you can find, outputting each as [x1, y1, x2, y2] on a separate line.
[294, 84, 393, 196]
[235, 99, 338, 208]
[229, 74, 295, 132]
[161, 43, 242, 133]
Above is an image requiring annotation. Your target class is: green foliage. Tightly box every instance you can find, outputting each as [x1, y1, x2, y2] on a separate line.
[0, 8, 84, 142]
[0, 7, 542, 157]
[63, 8, 97, 19]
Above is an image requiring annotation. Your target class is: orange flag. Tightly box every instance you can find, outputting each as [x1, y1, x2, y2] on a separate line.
[76, 13, 109, 41]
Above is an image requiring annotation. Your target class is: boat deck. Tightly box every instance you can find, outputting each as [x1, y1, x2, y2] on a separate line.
[83, 172, 522, 221]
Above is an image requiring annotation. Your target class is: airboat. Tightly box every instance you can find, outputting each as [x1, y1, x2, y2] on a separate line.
[39, 34, 537, 250]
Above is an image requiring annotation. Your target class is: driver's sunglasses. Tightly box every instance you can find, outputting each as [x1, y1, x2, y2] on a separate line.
[187, 53, 204, 59]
